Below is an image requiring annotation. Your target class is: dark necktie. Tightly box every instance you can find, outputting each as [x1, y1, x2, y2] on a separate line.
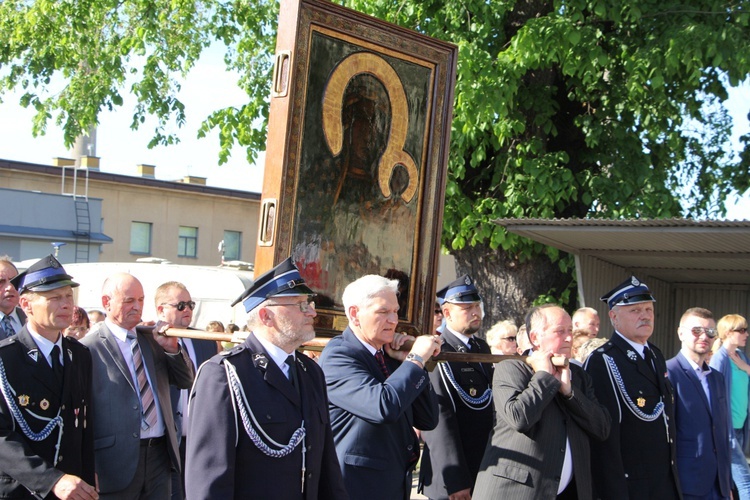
[468, 337, 480, 352]
[286, 355, 299, 394]
[643, 345, 657, 374]
[50, 345, 64, 387]
[375, 350, 390, 378]
[0, 315, 14, 339]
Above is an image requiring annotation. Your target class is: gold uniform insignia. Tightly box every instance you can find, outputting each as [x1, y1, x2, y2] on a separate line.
[637, 397, 646, 408]
[469, 387, 477, 397]
[18, 395, 30, 406]
[40, 399, 50, 410]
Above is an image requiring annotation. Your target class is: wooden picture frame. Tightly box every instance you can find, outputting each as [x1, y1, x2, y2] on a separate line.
[256, 0, 457, 336]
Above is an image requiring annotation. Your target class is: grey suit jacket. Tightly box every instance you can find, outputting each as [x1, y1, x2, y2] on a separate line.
[473, 360, 610, 500]
[81, 322, 194, 494]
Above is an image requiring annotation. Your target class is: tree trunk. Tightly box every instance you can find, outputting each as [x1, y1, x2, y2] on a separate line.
[451, 242, 574, 337]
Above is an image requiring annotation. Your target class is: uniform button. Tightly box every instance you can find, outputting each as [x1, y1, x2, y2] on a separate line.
[625, 474, 629, 478]
[560, 448, 564, 453]
[407, 445, 413, 451]
[307, 472, 312, 478]
[266, 414, 272, 420]
[133, 405, 139, 410]
[58, 455, 63, 462]
[132, 433, 138, 438]
[61, 405, 65, 410]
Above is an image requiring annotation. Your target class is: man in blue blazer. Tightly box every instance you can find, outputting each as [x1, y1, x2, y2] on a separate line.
[156, 281, 218, 500]
[185, 258, 347, 499]
[319, 274, 441, 500]
[667, 307, 732, 500]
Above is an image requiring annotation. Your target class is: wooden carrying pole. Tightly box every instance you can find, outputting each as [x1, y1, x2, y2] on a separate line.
[142, 327, 568, 368]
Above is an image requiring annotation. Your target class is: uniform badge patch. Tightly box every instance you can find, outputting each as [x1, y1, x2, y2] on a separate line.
[18, 394, 30, 406]
[40, 399, 50, 410]
[637, 397, 646, 408]
[469, 387, 477, 397]
[627, 350, 638, 361]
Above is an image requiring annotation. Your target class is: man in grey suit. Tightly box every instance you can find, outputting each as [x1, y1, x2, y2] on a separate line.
[82, 273, 194, 499]
[473, 304, 610, 499]
[156, 281, 217, 500]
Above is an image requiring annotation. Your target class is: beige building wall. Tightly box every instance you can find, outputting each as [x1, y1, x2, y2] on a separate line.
[0, 160, 260, 267]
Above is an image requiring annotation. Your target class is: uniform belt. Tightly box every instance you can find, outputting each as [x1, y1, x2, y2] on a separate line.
[140, 436, 166, 447]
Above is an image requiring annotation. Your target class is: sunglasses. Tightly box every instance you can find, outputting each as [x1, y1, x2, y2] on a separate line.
[733, 328, 749, 334]
[501, 336, 517, 342]
[684, 326, 718, 338]
[163, 301, 196, 312]
[434, 309, 443, 315]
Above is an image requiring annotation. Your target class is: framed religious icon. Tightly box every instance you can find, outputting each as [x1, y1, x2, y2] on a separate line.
[256, 0, 457, 336]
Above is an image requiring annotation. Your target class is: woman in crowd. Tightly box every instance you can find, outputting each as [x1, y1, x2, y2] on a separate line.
[710, 314, 750, 499]
[64, 306, 90, 340]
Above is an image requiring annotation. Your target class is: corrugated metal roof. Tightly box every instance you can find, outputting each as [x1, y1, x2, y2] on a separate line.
[494, 218, 750, 285]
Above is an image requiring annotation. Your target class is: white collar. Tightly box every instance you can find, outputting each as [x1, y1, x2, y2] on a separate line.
[25, 324, 62, 360]
[255, 334, 295, 373]
[615, 331, 648, 357]
[105, 319, 131, 342]
[445, 326, 472, 349]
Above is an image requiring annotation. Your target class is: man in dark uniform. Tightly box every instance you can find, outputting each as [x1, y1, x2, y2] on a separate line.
[419, 275, 494, 500]
[584, 276, 681, 500]
[185, 258, 347, 499]
[0, 255, 97, 499]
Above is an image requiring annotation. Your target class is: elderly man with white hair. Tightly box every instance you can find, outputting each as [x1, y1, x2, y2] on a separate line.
[319, 274, 441, 500]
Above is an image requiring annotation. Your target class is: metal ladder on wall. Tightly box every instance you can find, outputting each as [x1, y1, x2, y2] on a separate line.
[61, 165, 92, 263]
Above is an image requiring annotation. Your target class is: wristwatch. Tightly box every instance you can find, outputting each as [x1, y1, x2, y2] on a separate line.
[405, 353, 424, 369]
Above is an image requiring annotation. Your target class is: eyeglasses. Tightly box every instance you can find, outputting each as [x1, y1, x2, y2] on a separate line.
[733, 328, 749, 334]
[683, 326, 718, 338]
[264, 300, 316, 313]
[162, 301, 196, 311]
[501, 336, 517, 342]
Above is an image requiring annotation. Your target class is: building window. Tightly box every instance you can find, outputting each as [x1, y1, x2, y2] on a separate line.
[130, 222, 152, 255]
[178, 226, 198, 258]
[223, 230, 242, 261]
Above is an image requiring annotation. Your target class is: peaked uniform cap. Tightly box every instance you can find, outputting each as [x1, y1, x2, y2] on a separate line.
[600, 275, 656, 310]
[436, 274, 481, 305]
[231, 257, 315, 313]
[11, 255, 79, 294]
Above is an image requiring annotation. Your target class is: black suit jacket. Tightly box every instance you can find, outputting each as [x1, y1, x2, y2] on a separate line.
[419, 330, 494, 498]
[185, 332, 347, 500]
[0, 328, 95, 498]
[473, 359, 610, 500]
[585, 333, 681, 500]
[170, 336, 217, 440]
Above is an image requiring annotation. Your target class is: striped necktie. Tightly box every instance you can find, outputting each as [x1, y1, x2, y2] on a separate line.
[375, 350, 390, 378]
[127, 331, 158, 430]
[1, 315, 14, 339]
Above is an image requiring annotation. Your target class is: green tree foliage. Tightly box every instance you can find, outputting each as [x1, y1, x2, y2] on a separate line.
[1, 0, 748, 320]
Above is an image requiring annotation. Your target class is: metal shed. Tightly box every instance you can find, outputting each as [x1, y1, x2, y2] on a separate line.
[493, 218, 750, 356]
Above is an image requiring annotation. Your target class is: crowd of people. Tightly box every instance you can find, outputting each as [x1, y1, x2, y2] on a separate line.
[0, 253, 748, 500]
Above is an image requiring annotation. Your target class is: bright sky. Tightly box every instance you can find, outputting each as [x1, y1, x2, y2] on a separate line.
[0, 49, 748, 218]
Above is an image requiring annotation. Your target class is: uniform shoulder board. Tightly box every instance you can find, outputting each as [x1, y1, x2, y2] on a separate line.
[596, 340, 615, 353]
[219, 344, 245, 359]
[0, 337, 16, 348]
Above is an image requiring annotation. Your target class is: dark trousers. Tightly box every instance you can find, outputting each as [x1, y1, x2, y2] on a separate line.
[101, 438, 171, 500]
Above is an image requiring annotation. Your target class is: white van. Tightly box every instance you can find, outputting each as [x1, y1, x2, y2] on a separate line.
[64, 261, 254, 329]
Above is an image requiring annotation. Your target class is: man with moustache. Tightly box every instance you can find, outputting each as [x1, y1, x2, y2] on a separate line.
[0, 255, 97, 499]
[155, 281, 217, 500]
[319, 274, 440, 500]
[419, 276, 494, 500]
[667, 307, 731, 500]
[82, 273, 194, 499]
[185, 258, 347, 499]
[585, 276, 681, 499]
[473, 304, 610, 499]
[0, 257, 25, 338]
